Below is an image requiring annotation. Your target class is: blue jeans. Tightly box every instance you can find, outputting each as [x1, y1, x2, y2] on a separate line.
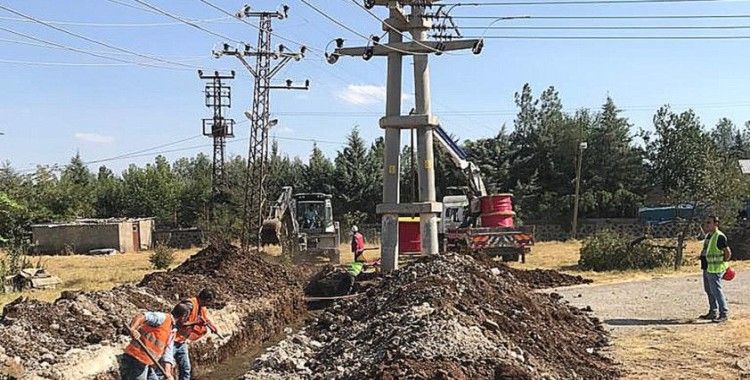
[703, 270, 729, 316]
[120, 354, 159, 380]
[174, 342, 191, 380]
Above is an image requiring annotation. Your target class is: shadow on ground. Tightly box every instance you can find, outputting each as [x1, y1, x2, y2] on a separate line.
[605, 318, 696, 326]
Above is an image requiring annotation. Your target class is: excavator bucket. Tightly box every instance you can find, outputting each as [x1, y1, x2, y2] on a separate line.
[260, 218, 282, 245]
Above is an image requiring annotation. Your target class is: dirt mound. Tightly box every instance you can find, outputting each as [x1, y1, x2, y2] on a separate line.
[245, 254, 618, 380]
[139, 242, 302, 305]
[0, 243, 306, 379]
[505, 267, 592, 289]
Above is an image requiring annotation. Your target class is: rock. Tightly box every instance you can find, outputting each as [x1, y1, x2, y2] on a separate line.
[50, 323, 60, 331]
[40, 353, 56, 364]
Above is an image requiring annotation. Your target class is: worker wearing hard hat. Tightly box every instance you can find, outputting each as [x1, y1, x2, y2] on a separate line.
[699, 215, 732, 323]
[351, 226, 366, 262]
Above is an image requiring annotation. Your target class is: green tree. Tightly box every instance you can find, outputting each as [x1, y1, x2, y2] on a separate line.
[94, 166, 124, 218]
[304, 143, 335, 194]
[334, 127, 379, 223]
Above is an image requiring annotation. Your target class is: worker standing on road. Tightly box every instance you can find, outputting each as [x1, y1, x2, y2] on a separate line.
[351, 226, 366, 262]
[121, 303, 192, 380]
[172, 289, 219, 380]
[699, 215, 732, 323]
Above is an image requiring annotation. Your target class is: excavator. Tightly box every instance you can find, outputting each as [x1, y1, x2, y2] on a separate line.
[434, 126, 534, 262]
[260, 187, 341, 261]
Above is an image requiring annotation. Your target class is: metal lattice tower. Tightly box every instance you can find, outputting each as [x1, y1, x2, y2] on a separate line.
[214, 4, 309, 250]
[198, 69, 235, 221]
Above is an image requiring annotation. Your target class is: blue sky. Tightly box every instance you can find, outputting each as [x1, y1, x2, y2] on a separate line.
[1, 0, 750, 173]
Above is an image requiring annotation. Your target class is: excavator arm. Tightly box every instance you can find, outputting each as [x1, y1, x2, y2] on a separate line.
[260, 186, 299, 246]
[433, 125, 488, 197]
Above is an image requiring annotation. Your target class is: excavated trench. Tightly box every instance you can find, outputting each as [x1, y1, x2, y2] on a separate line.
[0, 243, 309, 380]
[0, 244, 612, 380]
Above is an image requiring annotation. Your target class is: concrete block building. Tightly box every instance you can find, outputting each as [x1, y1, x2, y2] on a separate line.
[31, 218, 154, 254]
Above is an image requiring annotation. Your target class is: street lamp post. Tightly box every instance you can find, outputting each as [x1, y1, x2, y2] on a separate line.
[572, 141, 588, 239]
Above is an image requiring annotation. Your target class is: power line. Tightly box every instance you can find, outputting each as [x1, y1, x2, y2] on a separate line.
[460, 25, 750, 29]
[346, 0, 450, 55]
[448, 14, 750, 19]
[466, 34, 750, 38]
[0, 15, 232, 27]
[438, 0, 729, 6]
[0, 58, 132, 67]
[0, 4, 199, 69]
[0, 36, 204, 62]
[298, 0, 428, 56]
[127, 0, 242, 44]
[0, 26, 191, 70]
[197, 0, 326, 55]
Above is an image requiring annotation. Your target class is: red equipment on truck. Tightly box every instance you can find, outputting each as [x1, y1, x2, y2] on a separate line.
[434, 126, 534, 262]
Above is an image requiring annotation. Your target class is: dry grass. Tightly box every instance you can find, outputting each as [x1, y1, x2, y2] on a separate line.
[0, 248, 198, 308]
[511, 240, 750, 284]
[613, 313, 750, 379]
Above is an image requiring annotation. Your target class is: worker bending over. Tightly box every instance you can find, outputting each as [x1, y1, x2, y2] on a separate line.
[173, 289, 219, 380]
[699, 215, 732, 322]
[351, 225, 366, 262]
[121, 303, 192, 380]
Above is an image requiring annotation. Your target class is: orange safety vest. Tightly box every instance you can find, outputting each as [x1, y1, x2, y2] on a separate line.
[124, 314, 174, 366]
[175, 297, 209, 343]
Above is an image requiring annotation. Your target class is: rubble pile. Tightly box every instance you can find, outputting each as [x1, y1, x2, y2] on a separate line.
[246, 254, 617, 380]
[0, 243, 306, 379]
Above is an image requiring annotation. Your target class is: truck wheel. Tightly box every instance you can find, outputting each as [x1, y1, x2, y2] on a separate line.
[504, 252, 520, 262]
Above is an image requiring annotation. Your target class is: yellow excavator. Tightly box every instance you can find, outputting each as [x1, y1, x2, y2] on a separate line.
[260, 186, 341, 262]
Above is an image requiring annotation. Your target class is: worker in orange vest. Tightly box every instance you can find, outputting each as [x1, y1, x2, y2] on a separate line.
[121, 303, 192, 380]
[172, 289, 219, 380]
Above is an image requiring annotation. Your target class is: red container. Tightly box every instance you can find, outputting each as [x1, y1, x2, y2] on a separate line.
[480, 194, 515, 228]
[481, 211, 516, 228]
[398, 217, 421, 254]
[480, 193, 514, 214]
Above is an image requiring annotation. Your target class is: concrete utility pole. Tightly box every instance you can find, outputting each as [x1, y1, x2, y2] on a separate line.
[214, 4, 309, 250]
[198, 70, 235, 223]
[572, 141, 587, 239]
[328, 0, 483, 271]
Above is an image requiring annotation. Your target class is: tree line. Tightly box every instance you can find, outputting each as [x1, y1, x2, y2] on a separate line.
[2, 83, 749, 243]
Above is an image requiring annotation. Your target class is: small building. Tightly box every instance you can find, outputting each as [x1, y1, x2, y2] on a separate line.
[31, 218, 154, 254]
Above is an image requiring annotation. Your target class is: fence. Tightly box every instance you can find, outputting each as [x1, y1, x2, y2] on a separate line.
[348, 219, 704, 243]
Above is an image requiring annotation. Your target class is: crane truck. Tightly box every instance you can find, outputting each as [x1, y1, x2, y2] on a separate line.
[433, 126, 534, 262]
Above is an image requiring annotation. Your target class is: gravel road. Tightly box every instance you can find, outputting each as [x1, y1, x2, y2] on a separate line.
[551, 270, 750, 379]
[554, 270, 750, 327]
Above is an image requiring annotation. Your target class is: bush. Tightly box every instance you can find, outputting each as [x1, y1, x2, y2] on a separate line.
[579, 231, 674, 271]
[150, 244, 175, 270]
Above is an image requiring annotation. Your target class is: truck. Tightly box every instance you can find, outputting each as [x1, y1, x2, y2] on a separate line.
[433, 126, 534, 262]
[260, 187, 341, 262]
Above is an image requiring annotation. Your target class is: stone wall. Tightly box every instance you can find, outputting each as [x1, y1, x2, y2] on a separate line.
[32, 224, 122, 254]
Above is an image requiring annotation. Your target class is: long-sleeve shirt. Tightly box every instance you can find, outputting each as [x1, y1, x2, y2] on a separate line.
[143, 311, 176, 365]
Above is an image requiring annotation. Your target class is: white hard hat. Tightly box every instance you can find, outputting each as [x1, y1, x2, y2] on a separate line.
[351, 225, 358, 232]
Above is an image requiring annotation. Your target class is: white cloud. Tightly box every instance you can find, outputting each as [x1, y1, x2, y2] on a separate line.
[337, 84, 386, 105]
[337, 84, 415, 107]
[75, 132, 114, 144]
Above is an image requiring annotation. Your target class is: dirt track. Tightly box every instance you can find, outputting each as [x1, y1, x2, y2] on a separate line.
[554, 271, 750, 379]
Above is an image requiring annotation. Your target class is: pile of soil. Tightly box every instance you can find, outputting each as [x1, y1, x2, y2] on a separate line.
[140, 242, 303, 304]
[245, 254, 617, 380]
[505, 267, 592, 289]
[0, 243, 305, 379]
